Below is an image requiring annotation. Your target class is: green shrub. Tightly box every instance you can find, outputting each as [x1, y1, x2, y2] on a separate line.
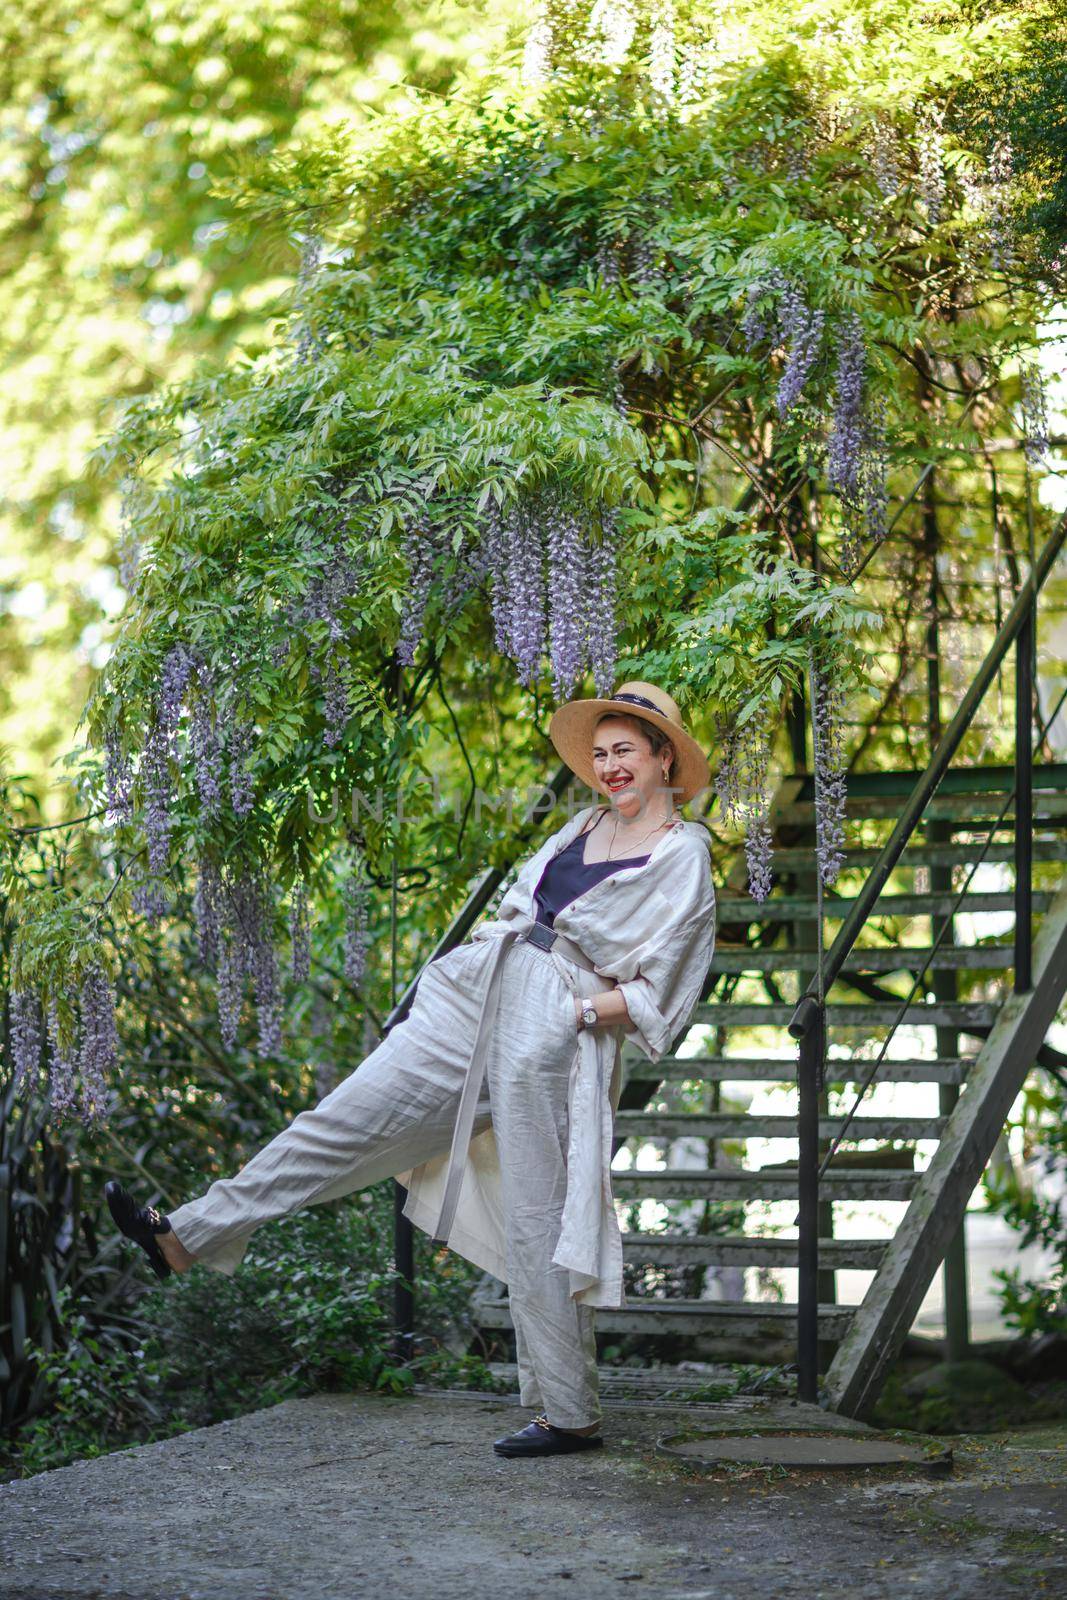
[3, 1187, 486, 1480]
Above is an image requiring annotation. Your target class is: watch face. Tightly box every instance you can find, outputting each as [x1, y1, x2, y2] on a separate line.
[582, 1005, 598, 1026]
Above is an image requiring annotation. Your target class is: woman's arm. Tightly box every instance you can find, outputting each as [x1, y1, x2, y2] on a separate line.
[572, 989, 631, 1029]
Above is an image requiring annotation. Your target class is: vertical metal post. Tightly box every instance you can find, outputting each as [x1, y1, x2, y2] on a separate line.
[929, 817, 969, 1362]
[797, 1003, 824, 1403]
[1015, 603, 1034, 994]
[390, 647, 416, 1362]
[394, 1182, 416, 1362]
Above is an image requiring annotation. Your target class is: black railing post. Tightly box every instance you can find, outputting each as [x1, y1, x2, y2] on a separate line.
[394, 1183, 416, 1362]
[1015, 600, 1034, 994]
[794, 994, 824, 1403]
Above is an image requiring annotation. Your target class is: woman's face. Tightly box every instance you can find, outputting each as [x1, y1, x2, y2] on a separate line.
[590, 716, 672, 819]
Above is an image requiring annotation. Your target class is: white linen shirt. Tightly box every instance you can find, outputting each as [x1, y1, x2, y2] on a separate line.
[398, 802, 717, 1309]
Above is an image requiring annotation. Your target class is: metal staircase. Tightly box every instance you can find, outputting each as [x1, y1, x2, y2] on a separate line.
[391, 514, 1067, 1418]
[473, 763, 1067, 1366]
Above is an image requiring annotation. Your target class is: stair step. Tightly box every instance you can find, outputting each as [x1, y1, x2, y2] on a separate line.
[765, 840, 1067, 870]
[693, 1001, 997, 1028]
[474, 1297, 855, 1338]
[625, 1056, 972, 1084]
[776, 794, 1067, 825]
[621, 1233, 888, 1269]
[611, 1168, 918, 1201]
[717, 891, 1052, 921]
[712, 944, 1014, 973]
[782, 764, 1067, 801]
[615, 1113, 945, 1141]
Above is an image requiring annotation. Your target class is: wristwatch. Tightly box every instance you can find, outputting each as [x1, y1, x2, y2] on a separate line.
[579, 1000, 599, 1030]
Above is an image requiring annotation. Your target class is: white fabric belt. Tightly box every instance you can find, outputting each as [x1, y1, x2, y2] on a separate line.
[427, 913, 604, 1246]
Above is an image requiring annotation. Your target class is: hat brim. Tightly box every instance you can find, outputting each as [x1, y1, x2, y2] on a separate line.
[548, 698, 712, 807]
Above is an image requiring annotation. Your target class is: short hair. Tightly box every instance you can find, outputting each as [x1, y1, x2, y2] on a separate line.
[593, 711, 677, 787]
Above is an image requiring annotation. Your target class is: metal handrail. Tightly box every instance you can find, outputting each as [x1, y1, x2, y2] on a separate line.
[817, 673, 1067, 1178]
[789, 508, 1066, 1038]
[787, 506, 1067, 1402]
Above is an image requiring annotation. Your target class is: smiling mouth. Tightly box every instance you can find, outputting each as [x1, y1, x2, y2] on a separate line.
[606, 776, 634, 792]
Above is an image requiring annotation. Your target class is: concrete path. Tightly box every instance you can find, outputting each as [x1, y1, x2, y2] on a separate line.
[1, 1391, 1066, 1600]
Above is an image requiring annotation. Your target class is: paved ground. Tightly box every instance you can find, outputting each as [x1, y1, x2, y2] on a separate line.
[2, 1390, 1066, 1600]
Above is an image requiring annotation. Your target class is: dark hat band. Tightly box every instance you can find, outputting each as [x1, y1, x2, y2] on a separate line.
[606, 691, 667, 718]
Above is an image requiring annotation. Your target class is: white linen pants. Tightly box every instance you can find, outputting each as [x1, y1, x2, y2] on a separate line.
[165, 934, 601, 1429]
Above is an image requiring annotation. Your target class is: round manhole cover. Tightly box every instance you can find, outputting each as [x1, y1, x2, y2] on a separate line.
[658, 1431, 952, 1472]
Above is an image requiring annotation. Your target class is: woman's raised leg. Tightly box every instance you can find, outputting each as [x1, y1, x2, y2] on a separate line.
[162, 954, 491, 1275]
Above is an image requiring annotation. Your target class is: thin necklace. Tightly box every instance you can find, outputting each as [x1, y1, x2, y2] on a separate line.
[606, 802, 679, 860]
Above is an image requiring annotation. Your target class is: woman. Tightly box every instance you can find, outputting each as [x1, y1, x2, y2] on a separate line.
[105, 680, 717, 1458]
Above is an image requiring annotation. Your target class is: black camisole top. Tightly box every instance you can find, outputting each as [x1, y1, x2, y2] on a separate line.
[533, 813, 651, 929]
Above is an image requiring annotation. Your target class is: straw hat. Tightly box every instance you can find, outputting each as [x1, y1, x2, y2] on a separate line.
[548, 680, 711, 807]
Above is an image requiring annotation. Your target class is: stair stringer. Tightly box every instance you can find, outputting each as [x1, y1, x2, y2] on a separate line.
[824, 871, 1067, 1420]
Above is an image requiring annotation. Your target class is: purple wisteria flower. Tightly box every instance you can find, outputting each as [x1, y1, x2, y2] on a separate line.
[398, 521, 435, 668]
[839, 396, 891, 577]
[988, 140, 1016, 273]
[211, 864, 281, 1053]
[194, 855, 223, 968]
[104, 728, 134, 826]
[45, 994, 78, 1122]
[323, 658, 351, 749]
[289, 877, 311, 985]
[159, 643, 194, 733]
[1021, 361, 1050, 469]
[229, 720, 255, 819]
[810, 655, 848, 888]
[584, 509, 619, 699]
[547, 493, 587, 701]
[713, 706, 776, 902]
[191, 699, 223, 820]
[871, 114, 900, 199]
[78, 961, 118, 1125]
[483, 498, 511, 659]
[776, 281, 825, 418]
[141, 719, 173, 874]
[506, 500, 548, 691]
[131, 872, 167, 925]
[342, 864, 369, 988]
[916, 103, 945, 225]
[827, 313, 866, 499]
[216, 936, 243, 1050]
[11, 989, 43, 1095]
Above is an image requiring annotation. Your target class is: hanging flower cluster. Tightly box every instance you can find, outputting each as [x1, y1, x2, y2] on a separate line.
[742, 276, 889, 573]
[648, 0, 677, 104]
[916, 102, 946, 224]
[959, 134, 1018, 277]
[116, 473, 141, 595]
[11, 964, 118, 1126]
[288, 876, 312, 984]
[194, 860, 283, 1056]
[587, 0, 636, 68]
[870, 113, 901, 199]
[741, 270, 826, 417]
[1021, 360, 1051, 469]
[826, 312, 866, 500]
[482, 488, 619, 699]
[809, 651, 848, 888]
[776, 282, 827, 418]
[105, 639, 265, 926]
[340, 838, 371, 988]
[713, 705, 776, 903]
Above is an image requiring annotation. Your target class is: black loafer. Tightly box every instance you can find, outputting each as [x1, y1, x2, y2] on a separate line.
[104, 1179, 174, 1282]
[493, 1414, 604, 1458]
